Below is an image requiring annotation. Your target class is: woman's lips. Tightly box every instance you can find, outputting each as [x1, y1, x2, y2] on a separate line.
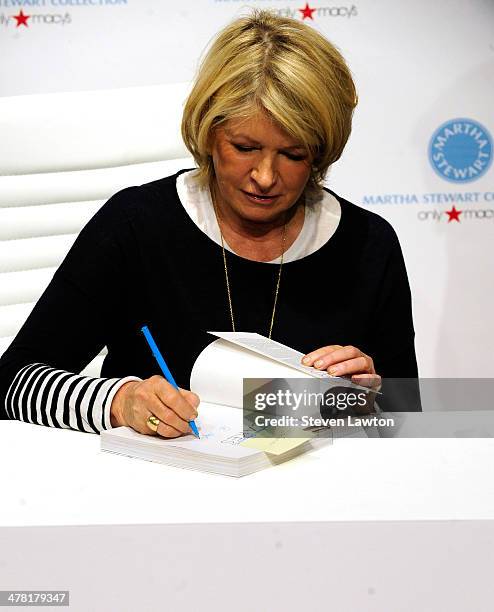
[242, 190, 280, 203]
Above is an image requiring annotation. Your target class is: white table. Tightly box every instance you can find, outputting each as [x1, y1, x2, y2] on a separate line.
[2, 421, 494, 611]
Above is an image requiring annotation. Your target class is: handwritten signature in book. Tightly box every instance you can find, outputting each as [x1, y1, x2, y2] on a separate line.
[220, 432, 258, 445]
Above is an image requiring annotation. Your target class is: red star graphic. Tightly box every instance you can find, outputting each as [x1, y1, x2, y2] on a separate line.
[299, 2, 316, 20]
[13, 9, 30, 28]
[446, 205, 462, 223]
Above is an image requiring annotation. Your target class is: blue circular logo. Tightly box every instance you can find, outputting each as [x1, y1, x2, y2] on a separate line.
[428, 118, 492, 183]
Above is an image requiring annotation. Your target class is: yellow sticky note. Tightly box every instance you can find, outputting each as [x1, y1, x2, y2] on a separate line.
[240, 437, 308, 456]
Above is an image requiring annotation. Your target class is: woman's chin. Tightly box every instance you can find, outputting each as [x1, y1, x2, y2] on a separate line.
[236, 207, 285, 225]
[233, 198, 290, 224]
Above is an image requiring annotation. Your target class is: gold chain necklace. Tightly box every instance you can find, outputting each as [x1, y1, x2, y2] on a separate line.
[212, 196, 286, 339]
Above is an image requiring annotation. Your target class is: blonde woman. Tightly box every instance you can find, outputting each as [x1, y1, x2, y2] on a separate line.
[0, 11, 419, 437]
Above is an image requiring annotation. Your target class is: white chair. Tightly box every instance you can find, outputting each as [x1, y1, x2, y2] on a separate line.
[0, 83, 194, 376]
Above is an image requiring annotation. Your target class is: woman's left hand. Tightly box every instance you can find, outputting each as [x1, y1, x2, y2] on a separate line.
[302, 344, 381, 390]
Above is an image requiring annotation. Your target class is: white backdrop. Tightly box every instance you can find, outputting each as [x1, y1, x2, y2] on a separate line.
[1, 0, 493, 377]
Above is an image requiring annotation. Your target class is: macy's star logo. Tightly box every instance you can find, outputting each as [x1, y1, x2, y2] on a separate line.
[446, 205, 462, 223]
[13, 9, 30, 27]
[299, 2, 317, 20]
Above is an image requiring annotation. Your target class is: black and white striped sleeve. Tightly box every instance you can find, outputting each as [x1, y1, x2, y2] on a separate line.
[4, 363, 141, 433]
[0, 188, 149, 427]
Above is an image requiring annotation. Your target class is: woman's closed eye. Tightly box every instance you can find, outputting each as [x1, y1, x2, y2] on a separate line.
[232, 143, 307, 161]
[233, 144, 257, 153]
[282, 151, 307, 161]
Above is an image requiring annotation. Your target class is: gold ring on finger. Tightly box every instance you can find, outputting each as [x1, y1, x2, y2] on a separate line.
[146, 414, 160, 433]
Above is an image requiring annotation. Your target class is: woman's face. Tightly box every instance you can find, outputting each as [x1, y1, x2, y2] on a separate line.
[209, 111, 312, 225]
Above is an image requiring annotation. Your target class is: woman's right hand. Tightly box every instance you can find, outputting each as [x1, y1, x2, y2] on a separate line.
[110, 375, 200, 437]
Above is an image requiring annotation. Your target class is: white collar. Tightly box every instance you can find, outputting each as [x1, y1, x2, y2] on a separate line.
[176, 169, 341, 263]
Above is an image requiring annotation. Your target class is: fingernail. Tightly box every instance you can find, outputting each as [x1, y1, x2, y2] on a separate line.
[314, 360, 324, 368]
[302, 357, 310, 364]
[329, 367, 340, 376]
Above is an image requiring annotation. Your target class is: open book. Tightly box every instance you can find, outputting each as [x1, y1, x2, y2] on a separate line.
[100, 332, 338, 477]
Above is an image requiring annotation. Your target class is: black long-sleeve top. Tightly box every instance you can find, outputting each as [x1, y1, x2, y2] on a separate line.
[0, 170, 420, 430]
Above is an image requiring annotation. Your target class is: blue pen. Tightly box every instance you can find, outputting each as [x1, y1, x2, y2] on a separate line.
[141, 325, 200, 438]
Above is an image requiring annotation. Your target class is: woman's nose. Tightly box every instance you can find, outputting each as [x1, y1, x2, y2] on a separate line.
[250, 155, 277, 191]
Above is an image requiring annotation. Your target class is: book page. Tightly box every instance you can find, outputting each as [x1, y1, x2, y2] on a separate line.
[189, 333, 370, 449]
[209, 332, 334, 378]
[105, 403, 261, 459]
[190, 337, 315, 409]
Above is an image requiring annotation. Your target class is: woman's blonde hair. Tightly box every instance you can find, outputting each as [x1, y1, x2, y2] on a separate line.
[181, 9, 357, 194]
